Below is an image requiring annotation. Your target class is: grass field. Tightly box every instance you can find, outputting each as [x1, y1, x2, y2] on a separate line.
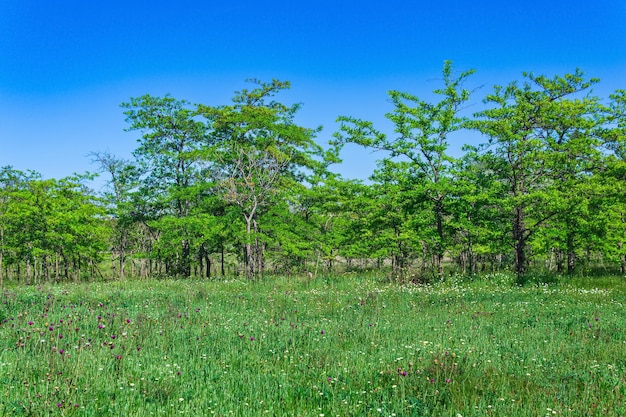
[0, 273, 625, 416]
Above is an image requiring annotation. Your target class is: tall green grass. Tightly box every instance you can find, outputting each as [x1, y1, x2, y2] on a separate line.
[0, 273, 625, 416]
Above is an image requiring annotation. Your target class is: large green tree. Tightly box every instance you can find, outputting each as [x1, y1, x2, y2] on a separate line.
[197, 79, 324, 278]
[122, 95, 208, 277]
[471, 70, 603, 275]
[334, 61, 475, 278]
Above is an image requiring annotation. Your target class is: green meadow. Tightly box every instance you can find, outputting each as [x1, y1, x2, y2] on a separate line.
[1, 274, 625, 416]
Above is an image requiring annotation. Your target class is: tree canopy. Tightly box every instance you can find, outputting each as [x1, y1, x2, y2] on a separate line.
[1, 66, 624, 283]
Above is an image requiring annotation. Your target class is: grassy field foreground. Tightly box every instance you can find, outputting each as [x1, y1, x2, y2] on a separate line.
[0, 274, 625, 416]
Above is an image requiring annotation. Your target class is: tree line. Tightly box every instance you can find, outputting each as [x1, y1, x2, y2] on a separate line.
[1, 63, 625, 284]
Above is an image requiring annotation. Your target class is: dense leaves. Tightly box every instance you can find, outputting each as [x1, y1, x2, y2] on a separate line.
[0, 169, 107, 283]
[1, 68, 624, 282]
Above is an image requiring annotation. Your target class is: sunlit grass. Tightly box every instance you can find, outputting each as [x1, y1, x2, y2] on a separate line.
[1, 273, 625, 416]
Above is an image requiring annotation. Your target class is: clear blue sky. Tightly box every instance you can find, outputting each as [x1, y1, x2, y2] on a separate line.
[1, 0, 625, 188]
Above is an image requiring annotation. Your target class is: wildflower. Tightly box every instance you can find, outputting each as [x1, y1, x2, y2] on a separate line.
[250, 337, 255, 341]
[116, 355, 122, 360]
[59, 349, 64, 355]
[28, 321, 33, 326]
[321, 330, 325, 335]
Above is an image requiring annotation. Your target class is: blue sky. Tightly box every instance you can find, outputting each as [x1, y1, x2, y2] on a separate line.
[1, 0, 625, 188]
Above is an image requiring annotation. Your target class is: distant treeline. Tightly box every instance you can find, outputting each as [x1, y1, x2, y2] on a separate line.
[1, 63, 625, 284]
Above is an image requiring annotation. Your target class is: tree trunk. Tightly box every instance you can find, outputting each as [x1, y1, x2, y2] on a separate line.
[119, 248, 126, 280]
[556, 249, 564, 273]
[27, 260, 32, 285]
[565, 222, 577, 274]
[181, 240, 191, 277]
[567, 250, 576, 274]
[434, 198, 445, 279]
[459, 252, 467, 275]
[244, 215, 253, 279]
[199, 243, 211, 279]
[221, 243, 225, 277]
[43, 254, 50, 283]
[253, 219, 263, 277]
[198, 245, 203, 278]
[513, 206, 527, 276]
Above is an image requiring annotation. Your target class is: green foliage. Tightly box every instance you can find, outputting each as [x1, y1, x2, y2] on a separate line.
[119, 95, 209, 277]
[335, 61, 476, 279]
[470, 69, 609, 275]
[0, 168, 107, 284]
[197, 79, 325, 278]
[4, 70, 626, 282]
